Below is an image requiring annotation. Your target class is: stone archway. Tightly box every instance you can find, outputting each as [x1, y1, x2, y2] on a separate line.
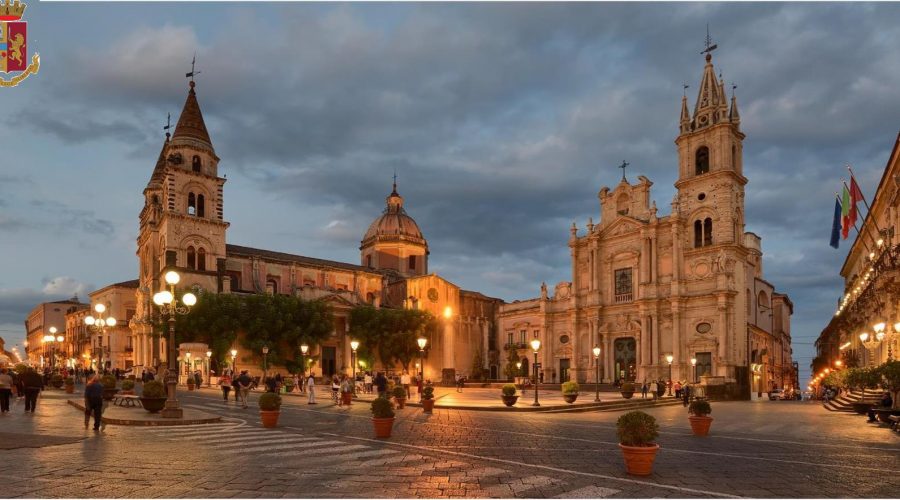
[614, 337, 637, 383]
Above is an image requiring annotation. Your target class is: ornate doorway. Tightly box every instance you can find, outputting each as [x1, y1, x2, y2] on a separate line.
[614, 338, 636, 383]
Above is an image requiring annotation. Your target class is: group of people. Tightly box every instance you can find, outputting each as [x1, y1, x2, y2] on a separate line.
[0, 366, 46, 414]
[638, 379, 694, 401]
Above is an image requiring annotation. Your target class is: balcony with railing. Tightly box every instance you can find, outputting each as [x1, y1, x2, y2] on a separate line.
[614, 292, 633, 304]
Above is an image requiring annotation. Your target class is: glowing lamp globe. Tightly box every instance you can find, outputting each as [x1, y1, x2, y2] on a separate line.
[94, 303, 106, 314]
[182, 293, 197, 307]
[592, 346, 601, 357]
[530, 338, 541, 352]
[106, 317, 117, 327]
[164, 271, 181, 285]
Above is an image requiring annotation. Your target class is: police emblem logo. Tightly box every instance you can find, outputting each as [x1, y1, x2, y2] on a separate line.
[0, 0, 39, 87]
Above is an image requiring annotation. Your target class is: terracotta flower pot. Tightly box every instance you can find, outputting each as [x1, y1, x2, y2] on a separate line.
[372, 417, 395, 438]
[618, 443, 660, 476]
[260, 410, 280, 428]
[187, 383, 195, 391]
[65, 385, 75, 394]
[501, 395, 519, 407]
[395, 397, 406, 409]
[422, 399, 435, 413]
[688, 415, 713, 436]
[621, 391, 634, 399]
[563, 393, 578, 404]
[341, 392, 353, 405]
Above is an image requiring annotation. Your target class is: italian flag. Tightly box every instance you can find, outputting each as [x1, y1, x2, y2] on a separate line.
[841, 185, 851, 239]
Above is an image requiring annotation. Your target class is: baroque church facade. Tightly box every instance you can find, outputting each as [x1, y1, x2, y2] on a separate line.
[128, 80, 500, 382]
[498, 52, 795, 396]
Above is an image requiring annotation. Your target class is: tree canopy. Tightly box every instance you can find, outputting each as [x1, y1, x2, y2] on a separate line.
[159, 292, 334, 373]
[348, 306, 438, 371]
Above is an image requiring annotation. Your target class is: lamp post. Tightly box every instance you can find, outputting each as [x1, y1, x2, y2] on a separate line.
[185, 352, 191, 385]
[417, 337, 427, 388]
[230, 349, 237, 375]
[665, 354, 674, 396]
[300, 343, 309, 393]
[691, 357, 697, 384]
[152, 270, 197, 419]
[262, 345, 269, 382]
[206, 350, 212, 387]
[350, 340, 360, 396]
[592, 346, 601, 402]
[530, 338, 541, 407]
[85, 304, 117, 373]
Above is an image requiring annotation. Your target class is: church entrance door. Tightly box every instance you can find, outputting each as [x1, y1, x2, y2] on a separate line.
[559, 358, 570, 383]
[614, 338, 636, 384]
[322, 346, 336, 377]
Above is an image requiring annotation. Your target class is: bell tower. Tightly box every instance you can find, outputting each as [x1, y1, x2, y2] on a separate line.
[674, 47, 746, 248]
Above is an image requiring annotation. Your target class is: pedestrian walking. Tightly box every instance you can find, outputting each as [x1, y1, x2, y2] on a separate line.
[401, 371, 411, 399]
[84, 375, 106, 431]
[641, 381, 648, 399]
[331, 375, 340, 403]
[374, 372, 387, 398]
[650, 380, 658, 402]
[232, 372, 241, 403]
[682, 384, 691, 407]
[292, 373, 300, 394]
[0, 368, 13, 413]
[220, 372, 232, 402]
[21, 368, 43, 413]
[364, 372, 373, 394]
[307, 372, 317, 404]
[237, 370, 251, 409]
[339, 375, 352, 407]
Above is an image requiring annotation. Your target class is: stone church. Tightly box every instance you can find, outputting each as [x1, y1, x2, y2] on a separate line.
[498, 52, 795, 396]
[128, 81, 500, 382]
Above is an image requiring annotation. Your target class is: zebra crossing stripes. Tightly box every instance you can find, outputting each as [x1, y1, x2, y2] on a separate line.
[553, 485, 621, 498]
[261, 444, 370, 458]
[209, 436, 323, 450]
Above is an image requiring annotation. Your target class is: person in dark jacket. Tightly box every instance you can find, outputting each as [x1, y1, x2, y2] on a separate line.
[374, 372, 387, 397]
[84, 375, 105, 431]
[20, 369, 44, 413]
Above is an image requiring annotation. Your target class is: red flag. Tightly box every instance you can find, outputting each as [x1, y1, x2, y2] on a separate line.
[849, 175, 865, 226]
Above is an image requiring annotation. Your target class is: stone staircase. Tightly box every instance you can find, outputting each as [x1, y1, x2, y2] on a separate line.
[822, 389, 883, 412]
[539, 396, 685, 414]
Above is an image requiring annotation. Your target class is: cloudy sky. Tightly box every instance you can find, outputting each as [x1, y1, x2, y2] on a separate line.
[3, 2, 900, 383]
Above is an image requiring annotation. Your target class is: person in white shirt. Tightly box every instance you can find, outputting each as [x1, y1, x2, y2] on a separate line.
[364, 372, 373, 394]
[401, 371, 411, 399]
[307, 372, 316, 404]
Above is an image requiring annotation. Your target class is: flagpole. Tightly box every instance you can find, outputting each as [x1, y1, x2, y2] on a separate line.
[842, 178, 881, 251]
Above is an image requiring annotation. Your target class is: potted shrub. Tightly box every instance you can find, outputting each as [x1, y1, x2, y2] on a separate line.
[620, 382, 635, 399]
[688, 399, 713, 436]
[501, 384, 519, 407]
[120, 379, 136, 395]
[140, 380, 167, 413]
[616, 410, 660, 476]
[101, 374, 118, 400]
[64, 377, 75, 394]
[187, 377, 195, 391]
[392, 386, 407, 409]
[421, 386, 436, 413]
[562, 381, 580, 404]
[50, 374, 64, 389]
[283, 379, 294, 394]
[258, 392, 282, 428]
[371, 396, 396, 438]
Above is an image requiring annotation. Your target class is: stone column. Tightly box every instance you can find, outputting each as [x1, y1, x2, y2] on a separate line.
[672, 302, 682, 378]
[718, 294, 729, 374]
[604, 333, 614, 383]
[442, 320, 455, 384]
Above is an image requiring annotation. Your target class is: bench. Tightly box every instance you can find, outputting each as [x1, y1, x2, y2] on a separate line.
[113, 395, 141, 408]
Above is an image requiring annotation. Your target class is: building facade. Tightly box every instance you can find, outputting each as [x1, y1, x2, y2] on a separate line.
[24, 297, 85, 368]
[498, 52, 794, 396]
[816, 132, 900, 372]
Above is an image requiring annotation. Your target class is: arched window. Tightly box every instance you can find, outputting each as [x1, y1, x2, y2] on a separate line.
[230, 274, 240, 292]
[192, 156, 201, 173]
[695, 146, 710, 175]
[187, 193, 196, 216]
[197, 248, 206, 271]
[694, 220, 703, 248]
[758, 290, 770, 309]
[197, 194, 205, 218]
[694, 218, 713, 247]
[186, 246, 196, 269]
[616, 193, 630, 215]
[731, 144, 737, 170]
[704, 218, 713, 246]
[408, 255, 416, 271]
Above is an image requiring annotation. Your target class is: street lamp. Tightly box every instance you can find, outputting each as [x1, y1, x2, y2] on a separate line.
[665, 354, 674, 396]
[350, 340, 360, 395]
[300, 343, 309, 393]
[230, 349, 238, 374]
[691, 357, 697, 384]
[417, 337, 427, 389]
[85, 302, 117, 373]
[262, 345, 269, 382]
[530, 338, 541, 407]
[206, 350, 212, 387]
[592, 346, 601, 402]
[152, 270, 197, 419]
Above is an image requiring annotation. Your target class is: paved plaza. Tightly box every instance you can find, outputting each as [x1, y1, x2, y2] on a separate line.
[0, 387, 898, 499]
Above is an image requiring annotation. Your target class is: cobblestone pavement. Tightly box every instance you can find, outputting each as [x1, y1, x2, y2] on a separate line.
[1, 389, 897, 498]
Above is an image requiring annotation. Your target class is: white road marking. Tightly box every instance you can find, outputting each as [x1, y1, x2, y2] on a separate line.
[481, 475, 556, 497]
[325, 433, 742, 499]
[554, 485, 621, 498]
[262, 444, 369, 458]
[211, 441, 337, 454]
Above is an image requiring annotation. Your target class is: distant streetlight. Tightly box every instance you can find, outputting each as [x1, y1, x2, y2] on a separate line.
[262, 345, 269, 381]
[417, 337, 427, 387]
[85, 303, 117, 373]
[691, 357, 697, 384]
[230, 349, 238, 374]
[206, 350, 212, 387]
[665, 354, 674, 396]
[350, 340, 360, 395]
[530, 338, 541, 407]
[592, 346, 601, 402]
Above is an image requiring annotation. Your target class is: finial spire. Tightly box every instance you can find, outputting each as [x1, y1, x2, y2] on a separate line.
[163, 112, 172, 141]
[392, 168, 398, 195]
[618, 160, 629, 182]
[185, 53, 200, 84]
[701, 23, 718, 60]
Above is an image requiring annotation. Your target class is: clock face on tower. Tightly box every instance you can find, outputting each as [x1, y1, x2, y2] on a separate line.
[427, 288, 438, 303]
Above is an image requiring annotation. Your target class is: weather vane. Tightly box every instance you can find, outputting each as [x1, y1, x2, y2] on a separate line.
[163, 112, 172, 139]
[186, 53, 201, 82]
[701, 24, 718, 56]
[619, 160, 629, 181]
[683, 83, 689, 97]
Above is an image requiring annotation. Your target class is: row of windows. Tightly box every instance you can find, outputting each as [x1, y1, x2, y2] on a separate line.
[694, 145, 738, 176]
[506, 329, 540, 345]
[694, 218, 713, 247]
[186, 246, 207, 271]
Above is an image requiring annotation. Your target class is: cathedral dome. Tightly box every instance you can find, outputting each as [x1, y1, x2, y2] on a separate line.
[361, 184, 426, 246]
